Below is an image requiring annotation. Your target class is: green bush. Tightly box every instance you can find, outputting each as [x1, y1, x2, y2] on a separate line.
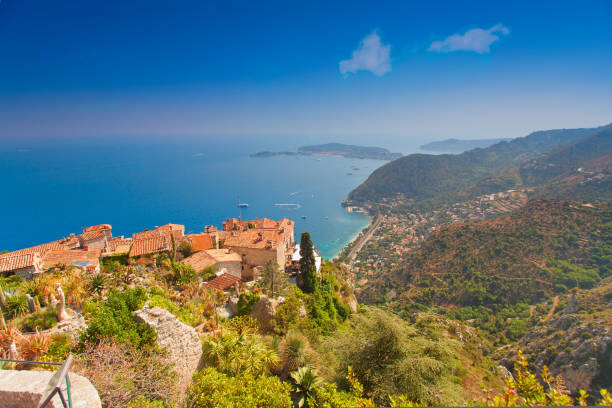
[148, 294, 202, 326]
[80, 287, 156, 348]
[237, 292, 260, 316]
[187, 367, 292, 408]
[200, 265, 218, 281]
[21, 308, 58, 331]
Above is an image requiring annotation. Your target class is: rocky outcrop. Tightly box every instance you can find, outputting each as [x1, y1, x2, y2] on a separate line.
[134, 305, 203, 394]
[250, 295, 276, 331]
[0, 370, 101, 408]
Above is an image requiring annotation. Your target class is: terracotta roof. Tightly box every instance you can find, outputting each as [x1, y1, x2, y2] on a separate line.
[83, 224, 111, 232]
[187, 233, 214, 251]
[204, 273, 242, 291]
[42, 249, 101, 271]
[130, 236, 170, 257]
[205, 249, 242, 263]
[105, 237, 133, 254]
[133, 225, 184, 241]
[59, 236, 81, 249]
[3, 241, 67, 258]
[183, 249, 241, 272]
[182, 251, 216, 272]
[157, 224, 185, 234]
[223, 228, 283, 250]
[79, 229, 107, 242]
[0, 253, 41, 273]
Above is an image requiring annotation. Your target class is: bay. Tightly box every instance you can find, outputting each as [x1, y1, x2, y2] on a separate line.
[0, 138, 386, 259]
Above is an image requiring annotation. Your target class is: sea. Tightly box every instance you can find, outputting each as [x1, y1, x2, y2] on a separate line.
[0, 137, 423, 259]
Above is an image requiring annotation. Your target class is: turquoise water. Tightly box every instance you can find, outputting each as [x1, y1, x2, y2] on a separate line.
[0, 138, 383, 259]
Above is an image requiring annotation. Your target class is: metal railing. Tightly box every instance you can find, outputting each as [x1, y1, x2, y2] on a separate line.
[0, 355, 73, 408]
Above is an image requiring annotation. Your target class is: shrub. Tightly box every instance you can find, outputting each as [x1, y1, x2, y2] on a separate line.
[200, 265, 218, 281]
[177, 241, 194, 258]
[187, 367, 292, 408]
[20, 308, 58, 332]
[237, 292, 260, 316]
[75, 338, 178, 407]
[79, 287, 155, 348]
[5, 293, 29, 319]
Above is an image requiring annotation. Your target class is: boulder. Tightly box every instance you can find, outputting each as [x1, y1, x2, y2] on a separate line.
[250, 296, 276, 330]
[134, 305, 203, 395]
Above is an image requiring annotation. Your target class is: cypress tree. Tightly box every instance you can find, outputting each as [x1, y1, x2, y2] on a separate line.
[299, 232, 317, 293]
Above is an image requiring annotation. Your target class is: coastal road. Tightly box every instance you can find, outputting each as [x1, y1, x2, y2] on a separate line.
[347, 214, 382, 265]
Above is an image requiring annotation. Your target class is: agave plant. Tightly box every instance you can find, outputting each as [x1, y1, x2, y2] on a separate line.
[279, 331, 308, 379]
[5, 293, 29, 319]
[87, 273, 107, 296]
[290, 366, 324, 408]
[19, 329, 51, 360]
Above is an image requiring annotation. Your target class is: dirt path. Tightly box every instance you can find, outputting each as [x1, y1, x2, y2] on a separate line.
[347, 214, 382, 265]
[543, 295, 560, 322]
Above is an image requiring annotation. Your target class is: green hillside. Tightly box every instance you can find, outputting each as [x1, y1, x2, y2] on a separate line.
[348, 124, 611, 208]
[359, 199, 611, 309]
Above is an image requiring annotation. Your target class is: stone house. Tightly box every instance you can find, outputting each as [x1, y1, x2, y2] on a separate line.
[220, 217, 295, 279]
[42, 249, 102, 273]
[78, 224, 112, 250]
[0, 252, 44, 280]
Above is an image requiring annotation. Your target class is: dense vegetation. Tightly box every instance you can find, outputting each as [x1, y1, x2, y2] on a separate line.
[360, 200, 611, 311]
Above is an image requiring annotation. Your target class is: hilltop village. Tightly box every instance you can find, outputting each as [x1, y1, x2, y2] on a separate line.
[0, 217, 322, 292]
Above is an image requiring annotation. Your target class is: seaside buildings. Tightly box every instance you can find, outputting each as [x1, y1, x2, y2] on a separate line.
[0, 217, 297, 285]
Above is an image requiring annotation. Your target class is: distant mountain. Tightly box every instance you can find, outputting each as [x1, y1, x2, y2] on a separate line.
[251, 143, 402, 160]
[420, 138, 512, 153]
[348, 124, 612, 208]
[359, 199, 611, 308]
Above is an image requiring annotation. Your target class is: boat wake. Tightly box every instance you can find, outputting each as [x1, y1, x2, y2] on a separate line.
[274, 203, 301, 210]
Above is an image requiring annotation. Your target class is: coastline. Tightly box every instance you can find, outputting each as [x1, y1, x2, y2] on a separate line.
[331, 207, 373, 261]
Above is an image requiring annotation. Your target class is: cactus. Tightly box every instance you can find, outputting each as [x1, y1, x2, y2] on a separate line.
[56, 284, 70, 322]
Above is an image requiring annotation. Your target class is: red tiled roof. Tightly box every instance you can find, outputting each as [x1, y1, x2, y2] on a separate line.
[42, 249, 101, 271]
[204, 272, 242, 291]
[105, 237, 132, 254]
[223, 228, 283, 250]
[182, 251, 216, 272]
[83, 224, 111, 232]
[3, 241, 67, 258]
[0, 253, 41, 273]
[187, 233, 214, 251]
[130, 236, 170, 257]
[79, 229, 107, 242]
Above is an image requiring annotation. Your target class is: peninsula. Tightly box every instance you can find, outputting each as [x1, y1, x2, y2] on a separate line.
[250, 143, 402, 160]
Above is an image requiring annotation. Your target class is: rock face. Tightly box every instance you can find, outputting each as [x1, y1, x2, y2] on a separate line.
[498, 280, 612, 396]
[250, 296, 276, 330]
[134, 305, 203, 394]
[0, 370, 101, 408]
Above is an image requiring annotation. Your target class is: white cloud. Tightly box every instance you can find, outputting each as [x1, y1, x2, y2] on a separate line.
[339, 31, 391, 76]
[429, 23, 509, 54]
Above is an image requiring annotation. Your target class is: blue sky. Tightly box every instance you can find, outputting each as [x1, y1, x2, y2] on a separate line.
[1, 0, 611, 143]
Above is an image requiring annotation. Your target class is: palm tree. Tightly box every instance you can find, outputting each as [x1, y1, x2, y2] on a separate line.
[290, 366, 323, 408]
[203, 331, 279, 377]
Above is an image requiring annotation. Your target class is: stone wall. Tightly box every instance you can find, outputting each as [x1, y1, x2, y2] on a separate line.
[216, 260, 242, 278]
[134, 305, 203, 395]
[0, 370, 101, 408]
